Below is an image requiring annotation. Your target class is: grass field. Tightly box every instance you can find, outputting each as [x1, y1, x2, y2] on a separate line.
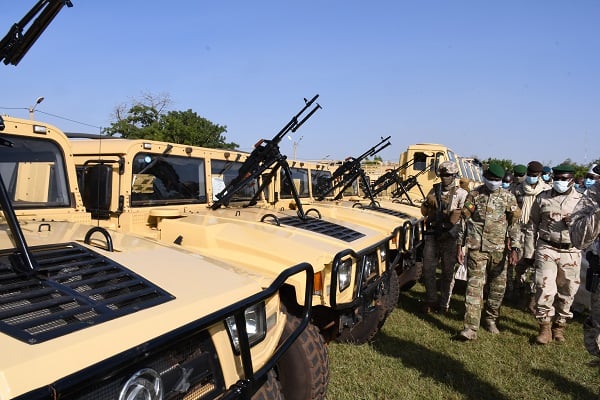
[326, 280, 599, 400]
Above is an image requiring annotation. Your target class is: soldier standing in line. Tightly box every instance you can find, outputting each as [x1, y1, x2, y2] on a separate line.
[420, 161, 468, 313]
[524, 164, 583, 344]
[569, 164, 600, 359]
[510, 161, 551, 311]
[542, 166, 553, 184]
[584, 164, 600, 193]
[513, 164, 527, 185]
[456, 163, 521, 340]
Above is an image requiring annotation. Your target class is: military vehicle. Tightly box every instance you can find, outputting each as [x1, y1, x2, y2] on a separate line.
[69, 96, 399, 344]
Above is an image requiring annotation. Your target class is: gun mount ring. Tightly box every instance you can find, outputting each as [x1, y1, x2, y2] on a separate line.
[260, 213, 280, 226]
[304, 208, 322, 219]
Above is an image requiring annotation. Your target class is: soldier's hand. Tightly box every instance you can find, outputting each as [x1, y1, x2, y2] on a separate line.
[425, 194, 438, 209]
[457, 246, 464, 265]
[509, 249, 520, 266]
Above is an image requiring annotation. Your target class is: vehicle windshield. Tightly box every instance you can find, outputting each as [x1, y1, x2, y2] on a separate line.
[311, 169, 333, 198]
[210, 159, 260, 203]
[131, 153, 207, 205]
[280, 167, 310, 199]
[0, 134, 70, 208]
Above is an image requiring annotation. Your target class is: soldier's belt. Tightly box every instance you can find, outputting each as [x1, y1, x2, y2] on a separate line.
[540, 238, 573, 250]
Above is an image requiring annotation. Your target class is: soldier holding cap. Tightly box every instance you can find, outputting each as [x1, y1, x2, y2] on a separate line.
[570, 163, 600, 358]
[420, 161, 468, 313]
[456, 162, 521, 340]
[509, 161, 551, 311]
[525, 164, 583, 344]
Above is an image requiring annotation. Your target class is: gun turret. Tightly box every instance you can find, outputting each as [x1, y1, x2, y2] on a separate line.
[211, 95, 321, 218]
[390, 162, 433, 205]
[317, 136, 391, 201]
[1, 0, 73, 66]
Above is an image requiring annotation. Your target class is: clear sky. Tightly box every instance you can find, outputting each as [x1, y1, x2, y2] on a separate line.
[2, 1, 599, 167]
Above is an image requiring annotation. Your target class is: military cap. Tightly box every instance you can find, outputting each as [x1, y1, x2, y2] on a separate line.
[542, 166, 552, 174]
[438, 161, 458, 175]
[594, 164, 600, 175]
[552, 164, 576, 175]
[513, 164, 527, 175]
[527, 161, 543, 173]
[487, 163, 505, 179]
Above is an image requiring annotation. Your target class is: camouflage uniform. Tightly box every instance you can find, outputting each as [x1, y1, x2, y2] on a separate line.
[525, 186, 583, 327]
[510, 179, 551, 300]
[569, 182, 600, 357]
[457, 184, 521, 332]
[421, 181, 468, 311]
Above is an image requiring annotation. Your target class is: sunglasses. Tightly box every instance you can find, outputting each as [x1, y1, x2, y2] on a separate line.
[553, 175, 573, 181]
[514, 173, 525, 177]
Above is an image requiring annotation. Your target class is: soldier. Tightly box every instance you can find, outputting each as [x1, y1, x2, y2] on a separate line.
[511, 161, 551, 311]
[456, 163, 521, 340]
[584, 164, 600, 192]
[420, 161, 468, 313]
[502, 172, 514, 190]
[513, 164, 527, 185]
[542, 166, 553, 184]
[524, 164, 583, 344]
[569, 164, 600, 358]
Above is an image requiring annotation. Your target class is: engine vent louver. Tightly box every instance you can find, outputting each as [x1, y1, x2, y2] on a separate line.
[278, 217, 365, 242]
[0, 242, 174, 344]
[366, 207, 415, 219]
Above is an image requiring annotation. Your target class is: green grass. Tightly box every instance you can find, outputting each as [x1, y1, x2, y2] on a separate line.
[326, 281, 599, 400]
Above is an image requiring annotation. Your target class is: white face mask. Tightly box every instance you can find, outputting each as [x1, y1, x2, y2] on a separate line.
[483, 177, 502, 192]
[553, 180, 571, 193]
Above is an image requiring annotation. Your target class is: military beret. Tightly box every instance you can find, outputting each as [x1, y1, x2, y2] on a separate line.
[513, 164, 527, 175]
[527, 161, 543, 173]
[542, 166, 552, 174]
[438, 161, 458, 175]
[487, 163, 505, 179]
[594, 164, 600, 175]
[552, 164, 575, 174]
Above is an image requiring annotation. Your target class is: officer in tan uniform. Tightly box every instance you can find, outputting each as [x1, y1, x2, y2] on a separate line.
[569, 164, 600, 358]
[456, 163, 521, 340]
[524, 164, 583, 344]
[420, 161, 468, 313]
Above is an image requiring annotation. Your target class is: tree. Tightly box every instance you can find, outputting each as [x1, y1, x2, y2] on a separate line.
[104, 93, 239, 149]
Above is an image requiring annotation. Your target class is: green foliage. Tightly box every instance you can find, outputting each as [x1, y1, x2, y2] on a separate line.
[104, 94, 238, 149]
[327, 282, 598, 399]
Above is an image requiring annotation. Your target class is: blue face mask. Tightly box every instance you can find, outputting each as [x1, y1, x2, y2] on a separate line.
[542, 174, 550, 182]
[525, 175, 539, 185]
[584, 178, 596, 189]
[553, 180, 571, 193]
[483, 177, 502, 192]
[502, 182, 510, 189]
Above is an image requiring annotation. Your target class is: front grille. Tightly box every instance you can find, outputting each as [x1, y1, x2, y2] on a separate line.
[278, 216, 365, 242]
[0, 242, 174, 344]
[73, 329, 224, 400]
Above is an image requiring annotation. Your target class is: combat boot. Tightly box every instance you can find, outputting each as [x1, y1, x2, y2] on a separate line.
[552, 322, 566, 343]
[421, 302, 439, 314]
[536, 321, 552, 345]
[457, 328, 477, 341]
[527, 293, 537, 315]
[483, 319, 500, 334]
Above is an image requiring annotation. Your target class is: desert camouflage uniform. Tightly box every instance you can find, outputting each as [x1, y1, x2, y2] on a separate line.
[421, 183, 468, 310]
[569, 183, 600, 357]
[525, 187, 583, 324]
[510, 181, 551, 295]
[457, 185, 521, 331]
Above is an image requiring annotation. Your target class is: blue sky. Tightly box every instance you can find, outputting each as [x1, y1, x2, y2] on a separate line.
[2, 1, 599, 167]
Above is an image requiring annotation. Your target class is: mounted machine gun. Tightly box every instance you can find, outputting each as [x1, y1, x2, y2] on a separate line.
[211, 94, 321, 220]
[389, 161, 435, 206]
[1, 0, 73, 66]
[316, 136, 391, 203]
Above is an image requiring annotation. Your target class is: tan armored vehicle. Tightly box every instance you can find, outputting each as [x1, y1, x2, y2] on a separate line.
[69, 96, 398, 344]
[0, 115, 323, 400]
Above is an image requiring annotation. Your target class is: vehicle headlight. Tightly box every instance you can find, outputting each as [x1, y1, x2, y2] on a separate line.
[225, 302, 267, 354]
[337, 258, 353, 292]
[363, 253, 379, 283]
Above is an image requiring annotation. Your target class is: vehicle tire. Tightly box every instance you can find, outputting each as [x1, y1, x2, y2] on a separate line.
[276, 315, 329, 400]
[380, 268, 400, 325]
[336, 302, 384, 344]
[252, 369, 284, 400]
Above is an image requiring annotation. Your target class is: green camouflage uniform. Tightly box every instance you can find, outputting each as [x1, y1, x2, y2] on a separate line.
[569, 182, 600, 357]
[457, 185, 521, 331]
[525, 186, 583, 324]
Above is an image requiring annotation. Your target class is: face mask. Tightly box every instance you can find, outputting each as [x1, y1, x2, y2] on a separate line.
[483, 177, 502, 192]
[525, 176, 538, 185]
[584, 178, 596, 189]
[502, 182, 510, 189]
[542, 174, 551, 182]
[516, 176, 526, 184]
[553, 180, 571, 193]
